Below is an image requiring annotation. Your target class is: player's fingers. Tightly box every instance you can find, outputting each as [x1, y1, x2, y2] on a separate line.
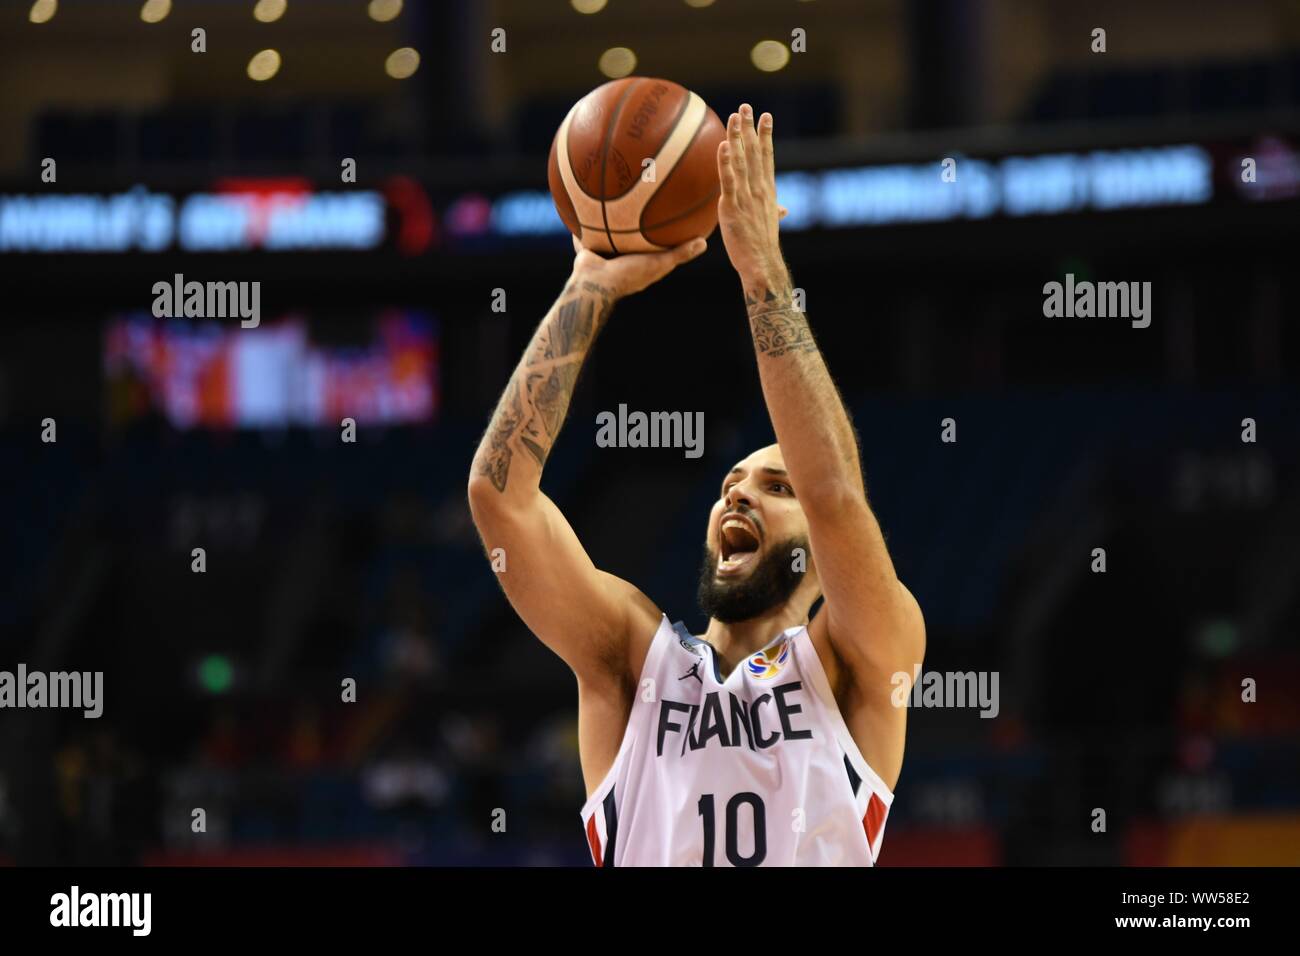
[740, 104, 763, 191]
[572, 234, 583, 255]
[644, 238, 705, 278]
[672, 237, 707, 263]
[717, 139, 739, 200]
[726, 111, 749, 188]
[759, 112, 776, 187]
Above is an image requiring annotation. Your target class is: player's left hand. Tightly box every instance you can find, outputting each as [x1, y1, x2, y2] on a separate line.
[570, 234, 706, 299]
[716, 104, 788, 289]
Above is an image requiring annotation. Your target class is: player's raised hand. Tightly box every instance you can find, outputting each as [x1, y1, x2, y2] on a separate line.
[570, 234, 706, 299]
[717, 105, 788, 289]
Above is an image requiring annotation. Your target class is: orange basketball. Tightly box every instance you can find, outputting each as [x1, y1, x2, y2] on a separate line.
[548, 77, 726, 254]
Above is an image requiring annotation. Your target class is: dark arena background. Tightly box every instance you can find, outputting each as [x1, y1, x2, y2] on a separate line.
[1, 0, 1299, 898]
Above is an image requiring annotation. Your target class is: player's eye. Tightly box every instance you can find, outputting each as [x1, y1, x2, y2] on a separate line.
[770, 482, 790, 494]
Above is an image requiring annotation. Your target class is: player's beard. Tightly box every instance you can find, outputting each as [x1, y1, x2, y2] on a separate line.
[697, 535, 809, 624]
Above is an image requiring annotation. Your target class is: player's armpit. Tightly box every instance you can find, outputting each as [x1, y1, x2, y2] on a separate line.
[467, 487, 660, 685]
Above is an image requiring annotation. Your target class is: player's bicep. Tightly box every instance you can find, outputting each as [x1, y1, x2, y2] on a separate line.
[470, 490, 653, 679]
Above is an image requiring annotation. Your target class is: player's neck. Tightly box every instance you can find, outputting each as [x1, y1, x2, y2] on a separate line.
[703, 604, 807, 675]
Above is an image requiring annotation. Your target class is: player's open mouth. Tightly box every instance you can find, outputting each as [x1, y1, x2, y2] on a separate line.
[717, 514, 761, 575]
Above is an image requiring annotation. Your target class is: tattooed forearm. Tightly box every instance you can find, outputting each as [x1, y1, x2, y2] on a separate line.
[532, 363, 582, 437]
[476, 372, 523, 492]
[519, 435, 547, 468]
[473, 278, 615, 493]
[526, 280, 613, 366]
[745, 285, 817, 358]
[741, 270, 865, 496]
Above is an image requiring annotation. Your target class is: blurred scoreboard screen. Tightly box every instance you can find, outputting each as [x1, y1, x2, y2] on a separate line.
[2, 135, 1295, 254]
[104, 311, 438, 429]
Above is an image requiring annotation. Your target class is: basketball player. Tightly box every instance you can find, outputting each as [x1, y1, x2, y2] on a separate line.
[468, 105, 925, 866]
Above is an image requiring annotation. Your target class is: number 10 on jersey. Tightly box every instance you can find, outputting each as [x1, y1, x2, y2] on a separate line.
[698, 792, 767, 867]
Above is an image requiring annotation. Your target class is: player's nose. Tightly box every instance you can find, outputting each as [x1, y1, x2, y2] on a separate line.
[724, 482, 754, 510]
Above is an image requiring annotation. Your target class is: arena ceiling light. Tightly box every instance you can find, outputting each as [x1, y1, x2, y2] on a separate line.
[751, 40, 790, 72]
[368, 0, 402, 22]
[253, 0, 287, 23]
[599, 47, 636, 79]
[385, 47, 420, 79]
[29, 0, 56, 24]
[247, 48, 282, 81]
[140, 0, 171, 23]
[571, 0, 608, 13]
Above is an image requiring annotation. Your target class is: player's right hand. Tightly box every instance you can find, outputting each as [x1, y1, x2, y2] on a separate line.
[571, 234, 707, 299]
[717, 104, 788, 291]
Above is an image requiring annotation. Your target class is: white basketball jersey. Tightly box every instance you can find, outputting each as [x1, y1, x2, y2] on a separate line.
[580, 615, 894, 866]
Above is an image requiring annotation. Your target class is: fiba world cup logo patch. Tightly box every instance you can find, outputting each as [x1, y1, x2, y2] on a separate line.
[747, 637, 791, 679]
